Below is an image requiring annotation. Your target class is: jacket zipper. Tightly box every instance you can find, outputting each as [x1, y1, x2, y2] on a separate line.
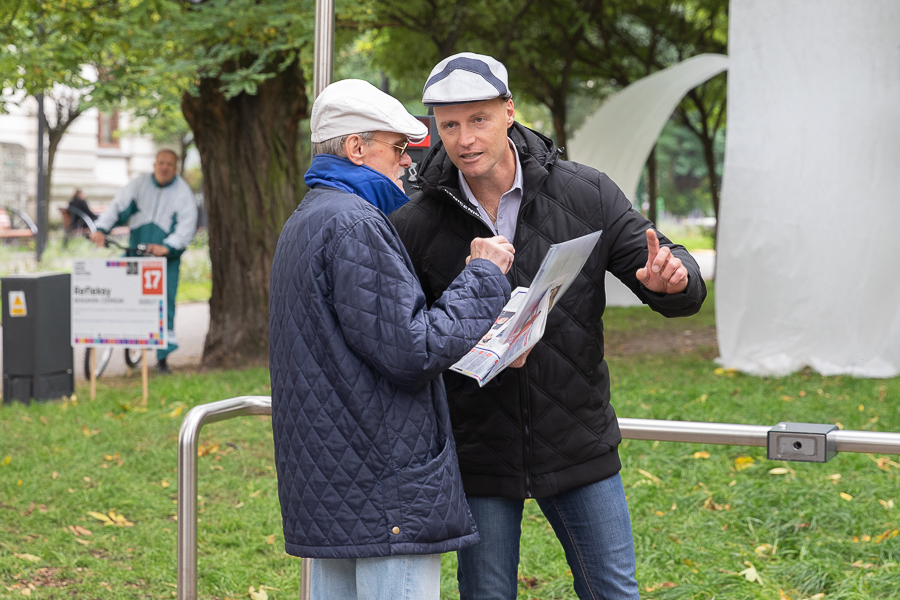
[511, 208, 532, 498]
[441, 185, 535, 497]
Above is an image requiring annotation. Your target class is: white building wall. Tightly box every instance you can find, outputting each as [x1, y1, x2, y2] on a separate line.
[0, 94, 160, 223]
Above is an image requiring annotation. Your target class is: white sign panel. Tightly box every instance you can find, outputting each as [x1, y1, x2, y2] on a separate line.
[8, 291, 26, 317]
[71, 258, 167, 348]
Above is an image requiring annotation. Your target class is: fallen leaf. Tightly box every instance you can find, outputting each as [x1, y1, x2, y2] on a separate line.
[161, 479, 170, 488]
[168, 405, 184, 418]
[840, 492, 853, 501]
[51, 472, 58, 479]
[20, 589, 31, 596]
[851, 560, 876, 569]
[249, 490, 262, 498]
[693, 451, 710, 459]
[69, 525, 92, 536]
[82, 426, 99, 437]
[23, 502, 35, 517]
[798, 390, 806, 397]
[1, 456, 10, 466]
[878, 499, 894, 510]
[88, 511, 115, 525]
[714, 367, 738, 377]
[702, 496, 731, 511]
[768, 468, 790, 475]
[14, 553, 41, 563]
[75, 537, 92, 546]
[265, 534, 275, 545]
[734, 456, 755, 471]
[40, 416, 48, 425]
[198, 442, 219, 457]
[827, 473, 842, 481]
[249, 586, 268, 600]
[873, 529, 899, 543]
[738, 562, 763, 584]
[637, 469, 662, 485]
[805, 593, 825, 600]
[645, 582, 678, 592]
[755, 543, 775, 556]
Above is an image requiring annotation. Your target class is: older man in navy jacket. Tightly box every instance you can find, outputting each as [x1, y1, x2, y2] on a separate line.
[269, 79, 515, 600]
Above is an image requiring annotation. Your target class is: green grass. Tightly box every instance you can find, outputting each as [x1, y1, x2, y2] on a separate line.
[1, 296, 898, 599]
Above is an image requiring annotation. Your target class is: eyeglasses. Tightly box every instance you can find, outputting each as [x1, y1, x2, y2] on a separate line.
[371, 138, 409, 157]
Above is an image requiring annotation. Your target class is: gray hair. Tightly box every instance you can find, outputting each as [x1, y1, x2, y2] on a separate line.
[313, 132, 376, 157]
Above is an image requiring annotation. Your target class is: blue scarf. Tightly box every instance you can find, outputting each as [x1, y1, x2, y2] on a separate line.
[304, 154, 410, 215]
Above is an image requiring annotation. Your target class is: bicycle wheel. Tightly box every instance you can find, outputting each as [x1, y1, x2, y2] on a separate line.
[124, 348, 142, 368]
[83, 347, 113, 380]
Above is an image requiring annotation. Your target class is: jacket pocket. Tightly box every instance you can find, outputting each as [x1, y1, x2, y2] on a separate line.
[382, 436, 475, 546]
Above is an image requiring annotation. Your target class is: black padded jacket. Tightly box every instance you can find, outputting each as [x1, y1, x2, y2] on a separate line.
[391, 123, 707, 499]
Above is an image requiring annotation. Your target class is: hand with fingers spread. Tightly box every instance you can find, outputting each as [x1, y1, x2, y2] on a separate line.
[636, 229, 689, 294]
[467, 235, 515, 274]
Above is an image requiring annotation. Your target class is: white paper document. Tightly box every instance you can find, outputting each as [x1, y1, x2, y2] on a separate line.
[450, 231, 602, 386]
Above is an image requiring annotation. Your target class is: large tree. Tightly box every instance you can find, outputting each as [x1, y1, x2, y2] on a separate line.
[114, 0, 316, 366]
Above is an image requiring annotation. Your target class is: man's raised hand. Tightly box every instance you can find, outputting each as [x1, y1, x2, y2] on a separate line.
[635, 229, 688, 294]
[468, 236, 515, 274]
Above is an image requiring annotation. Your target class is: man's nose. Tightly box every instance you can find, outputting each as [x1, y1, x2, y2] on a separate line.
[459, 124, 476, 147]
[399, 152, 412, 168]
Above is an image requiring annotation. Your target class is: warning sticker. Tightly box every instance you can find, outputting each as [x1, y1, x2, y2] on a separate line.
[9, 291, 26, 317]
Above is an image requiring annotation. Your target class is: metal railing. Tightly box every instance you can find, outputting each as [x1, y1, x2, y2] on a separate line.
[177, 396, 900, 600]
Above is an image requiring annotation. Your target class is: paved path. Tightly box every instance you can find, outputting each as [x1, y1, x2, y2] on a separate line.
[0, 302, 210, 384]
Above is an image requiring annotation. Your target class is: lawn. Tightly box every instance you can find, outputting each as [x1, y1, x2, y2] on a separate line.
[1, 291, 898, 599]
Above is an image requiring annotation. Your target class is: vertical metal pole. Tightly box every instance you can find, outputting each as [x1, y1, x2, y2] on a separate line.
[35, 93, 47, 261]
[312, 0, 335, 100]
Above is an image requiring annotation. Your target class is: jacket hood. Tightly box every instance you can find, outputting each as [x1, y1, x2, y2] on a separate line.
[417, 122, 559, 202]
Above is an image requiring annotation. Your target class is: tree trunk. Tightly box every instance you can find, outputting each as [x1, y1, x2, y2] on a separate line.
[647, 144, 658, 225]
[551, 102, 568, 160]
[699, 132, 720, 244]
[182, 62, 308, 367]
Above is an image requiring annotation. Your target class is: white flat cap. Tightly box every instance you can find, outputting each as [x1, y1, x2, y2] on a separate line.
[422, 52, 512, 107]
[310, 79, 428, 144]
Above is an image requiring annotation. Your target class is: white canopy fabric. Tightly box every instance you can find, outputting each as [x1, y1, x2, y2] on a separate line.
[568, 54, 727, 306]
[568, 53, 728, 203]
[717, 0, 900, 377]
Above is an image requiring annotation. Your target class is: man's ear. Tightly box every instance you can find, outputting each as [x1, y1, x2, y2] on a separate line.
[505, 99, 515, 128]
[344, 134, 366, 166]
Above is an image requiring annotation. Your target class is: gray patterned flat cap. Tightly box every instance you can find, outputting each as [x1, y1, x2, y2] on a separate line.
[422, 52, 512, 107]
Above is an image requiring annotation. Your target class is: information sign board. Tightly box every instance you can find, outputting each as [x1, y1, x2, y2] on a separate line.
[71, 258, 167, 348]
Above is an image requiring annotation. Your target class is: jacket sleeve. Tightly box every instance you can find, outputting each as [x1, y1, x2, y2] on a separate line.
[330, 215, 511, 392]
[162, 184, 198, 259]
[94, 178, 139, 234]
[598, 172, 707, 317]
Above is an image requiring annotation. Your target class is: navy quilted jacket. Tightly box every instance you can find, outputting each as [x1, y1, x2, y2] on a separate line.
[269, 186, 510, 559]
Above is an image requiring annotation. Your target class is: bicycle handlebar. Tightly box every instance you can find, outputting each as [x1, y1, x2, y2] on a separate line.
[86, 233, 151, 256]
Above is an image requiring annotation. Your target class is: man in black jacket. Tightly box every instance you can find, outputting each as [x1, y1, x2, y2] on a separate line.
[391, 53, 708, 600]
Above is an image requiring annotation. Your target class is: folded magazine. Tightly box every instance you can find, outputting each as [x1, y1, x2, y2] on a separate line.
[450, 230, 603, 386]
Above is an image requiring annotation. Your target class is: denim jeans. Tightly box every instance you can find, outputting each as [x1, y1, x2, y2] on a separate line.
[457, 473, 640, 600]
[311, 553, 441, 600]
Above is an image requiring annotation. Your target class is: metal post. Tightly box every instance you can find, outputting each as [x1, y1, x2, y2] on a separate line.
[177, 398, 900, 600]
[35, 93, 47, 261]
[177, 396, 275, 600]
[312, 0, 335, 100]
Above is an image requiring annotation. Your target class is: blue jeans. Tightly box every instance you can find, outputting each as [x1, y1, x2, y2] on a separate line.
[458, 474, 640, 600]
[311, 553, 441, 600]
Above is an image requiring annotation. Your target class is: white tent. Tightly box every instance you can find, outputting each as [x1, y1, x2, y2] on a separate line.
[717, 0, 900, 377]
[568, 54, 727, 306]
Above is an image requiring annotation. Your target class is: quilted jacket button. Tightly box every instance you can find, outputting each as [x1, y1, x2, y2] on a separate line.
[391, 526, 400, 535]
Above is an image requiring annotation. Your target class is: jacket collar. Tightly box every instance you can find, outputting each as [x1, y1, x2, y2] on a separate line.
[418, 122, 557, 210]
[304, 154, 411, 216]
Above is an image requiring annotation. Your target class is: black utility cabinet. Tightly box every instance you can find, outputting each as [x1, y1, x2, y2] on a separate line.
[2, 273, 74, 402]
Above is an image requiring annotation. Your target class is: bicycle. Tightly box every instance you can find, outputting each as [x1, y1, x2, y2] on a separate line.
[82, 236, 153, 380]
